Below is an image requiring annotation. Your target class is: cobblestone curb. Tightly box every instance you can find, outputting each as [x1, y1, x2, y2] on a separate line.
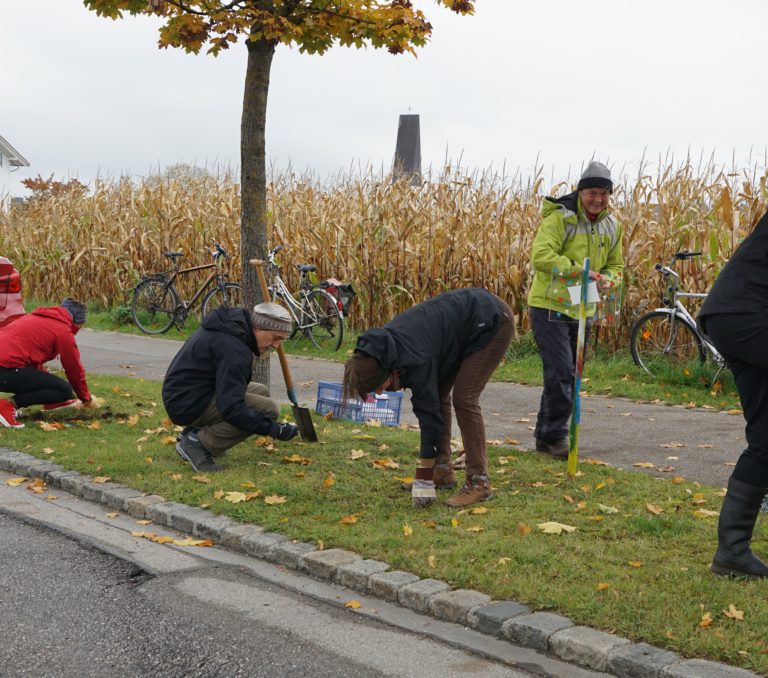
[0, 447, 759, 678]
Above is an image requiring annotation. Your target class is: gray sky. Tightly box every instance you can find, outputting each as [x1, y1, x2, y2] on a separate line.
[2, 0, 766, 196]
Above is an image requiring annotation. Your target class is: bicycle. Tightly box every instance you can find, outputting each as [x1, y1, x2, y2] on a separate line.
[131, 243, 242, 334]
[264, 245, 344, 351]
[629, 250, 726, 380]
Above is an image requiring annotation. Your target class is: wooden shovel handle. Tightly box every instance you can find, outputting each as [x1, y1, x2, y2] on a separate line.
[249, 258, 297, 404]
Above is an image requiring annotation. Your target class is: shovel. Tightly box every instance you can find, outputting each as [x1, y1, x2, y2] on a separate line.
[250, 258, 318, 442]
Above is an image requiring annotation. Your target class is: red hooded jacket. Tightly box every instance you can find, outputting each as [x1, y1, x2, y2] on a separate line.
[0, 306, 91, 401]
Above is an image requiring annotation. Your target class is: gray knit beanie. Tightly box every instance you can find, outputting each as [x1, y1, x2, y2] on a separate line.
[577, 161, 613, 193]
[61, 298, 87, 325]
[250, 302, 292, 334]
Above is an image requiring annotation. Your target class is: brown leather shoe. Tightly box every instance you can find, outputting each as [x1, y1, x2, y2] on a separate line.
[444, 475, 493, 508]
[535, 437, 569, 459]
[401, 464, 456, 491]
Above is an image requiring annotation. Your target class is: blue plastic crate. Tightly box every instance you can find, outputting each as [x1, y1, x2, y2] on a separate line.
[315, 380, 403, 426]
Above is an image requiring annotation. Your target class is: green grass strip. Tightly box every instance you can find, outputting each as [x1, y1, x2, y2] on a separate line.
[1, 373, 766, 673]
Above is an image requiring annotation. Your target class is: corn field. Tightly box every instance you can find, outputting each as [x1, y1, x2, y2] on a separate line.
[1, 160, 766, 351]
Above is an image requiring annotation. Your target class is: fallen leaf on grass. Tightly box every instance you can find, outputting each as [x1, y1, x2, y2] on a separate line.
[344, 600, 361, 609]
[693, 509, 719, 519]
[350, 449, 367, 460]
[283, 454, 311, 465]
[498, 557, 512, 566]
[92, 476, 111, 484]
[646, 503, 664, 516]
[42, 447, 55, 455]
[628, 561, 643, 568]
[160, 436, 177, 445]
[264, 495, 287, 505]
[126, 414, 140, 427]
[364, 419, 382, 427]
[465, 526, 485, 533]
[240, 481, 257, 489]
[353, 434, 376, 441]
[403, 523, 413, 537]
[322, 411, 333, 421]
[598, 503, 619, 514]
[372, 458, 399, 470]
[323, 472, 336, 490]
[671, 476, 686, 484]
[698, 612, 713, 628]
[537, 522, 576, 534]
[6, 477, 28, 487]
[38, 421, 63, 432]
[451, 518, 459, 528]
[723, 604, 745, 621]
[145, 456, 153, 465]
[192, 474, 211, 484]
[517, 523, 531, 535]
[339, 514, 359, 525]
[87, 421, 101, 430]
[595, 582, 611, 592]
[223, 492, 249, 504]
[634, 462, 656, 469]
[427, 555, 437, 568]
[469, 506, 489, 515]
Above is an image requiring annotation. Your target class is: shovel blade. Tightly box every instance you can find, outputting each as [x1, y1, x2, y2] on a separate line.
[292, 404, 318, 442]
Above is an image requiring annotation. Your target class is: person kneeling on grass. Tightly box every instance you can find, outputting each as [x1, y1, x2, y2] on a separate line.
[162, 303, 300, 473]
[0, 298, 98, 428]
[342, 288, 515, 509]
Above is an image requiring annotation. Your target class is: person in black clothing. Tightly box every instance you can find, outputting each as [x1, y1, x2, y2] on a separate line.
[342, 288, 515, 508]
[698, 209, 768, 578]
[163, 303, 299, 473]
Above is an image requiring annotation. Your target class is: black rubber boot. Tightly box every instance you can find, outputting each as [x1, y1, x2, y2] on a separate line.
[711, 477, 768, 578]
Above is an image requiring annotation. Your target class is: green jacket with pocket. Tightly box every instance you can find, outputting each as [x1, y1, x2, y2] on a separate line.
[526, 191, 624, 319]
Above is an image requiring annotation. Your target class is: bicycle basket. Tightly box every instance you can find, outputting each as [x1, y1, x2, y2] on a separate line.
[321, 279, 356, 317]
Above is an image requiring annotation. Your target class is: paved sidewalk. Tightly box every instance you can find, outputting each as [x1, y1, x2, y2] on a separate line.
[64, 329, 746, 488]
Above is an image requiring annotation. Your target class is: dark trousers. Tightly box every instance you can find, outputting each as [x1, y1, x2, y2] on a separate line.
[702, 313, 768, 488]
[434, 302, 515, 478]
[529, 306, 590, 442]
[0, 367, 74, 407]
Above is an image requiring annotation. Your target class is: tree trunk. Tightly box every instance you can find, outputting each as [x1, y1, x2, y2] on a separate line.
[240, 36, 275, 387]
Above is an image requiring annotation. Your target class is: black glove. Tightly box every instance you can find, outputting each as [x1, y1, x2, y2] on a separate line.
[269, 421, 300, 441]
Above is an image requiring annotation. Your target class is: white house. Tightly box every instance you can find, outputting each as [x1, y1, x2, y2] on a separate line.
[0, 135, 30, 200]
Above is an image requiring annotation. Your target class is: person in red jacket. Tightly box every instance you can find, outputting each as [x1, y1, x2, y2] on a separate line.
[0, 298, 96, 428]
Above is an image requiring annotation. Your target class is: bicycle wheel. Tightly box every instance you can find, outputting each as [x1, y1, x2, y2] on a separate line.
[131, 278, 179, 334]
[303, 289, 344, 351]
[629, 311, 704, 377]
[201, 282, 243, 318]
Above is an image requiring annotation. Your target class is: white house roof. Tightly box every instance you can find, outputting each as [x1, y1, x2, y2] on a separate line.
[0, 135, 30, 167]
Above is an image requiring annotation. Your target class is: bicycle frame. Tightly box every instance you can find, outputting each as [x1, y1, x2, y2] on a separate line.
[654, 261, 726, 368]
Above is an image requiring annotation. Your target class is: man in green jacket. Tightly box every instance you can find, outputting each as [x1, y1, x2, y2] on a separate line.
[526, 161, 624, 457]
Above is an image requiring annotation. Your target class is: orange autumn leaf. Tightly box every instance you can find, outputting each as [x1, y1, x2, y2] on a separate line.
[6, 477, 28, 487]
[372, 458, 399, 470]
[323, 472, 336, 490]
[339, 514, 359, 525]
[264, 494, 287, 505]
[403, 523, 413, 537]
[595, 582, 611, 592]
[517, 522, 531, 535]
[344, 600, 361, 609]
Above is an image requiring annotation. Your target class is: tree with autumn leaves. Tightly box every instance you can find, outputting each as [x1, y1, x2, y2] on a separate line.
[83, 0, 476, 311]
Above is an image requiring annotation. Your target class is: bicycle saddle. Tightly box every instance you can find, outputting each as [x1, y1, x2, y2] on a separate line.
[296, 264, 317, 273]
[163, 252, 183, 259]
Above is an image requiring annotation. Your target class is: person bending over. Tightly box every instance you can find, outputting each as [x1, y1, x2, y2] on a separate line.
[0, 298, 96, 428]
[163, 303, 300, 473]
[342, 288, 515, 508]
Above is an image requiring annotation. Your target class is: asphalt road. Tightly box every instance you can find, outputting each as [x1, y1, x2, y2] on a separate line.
[62, 329, 746, 488]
